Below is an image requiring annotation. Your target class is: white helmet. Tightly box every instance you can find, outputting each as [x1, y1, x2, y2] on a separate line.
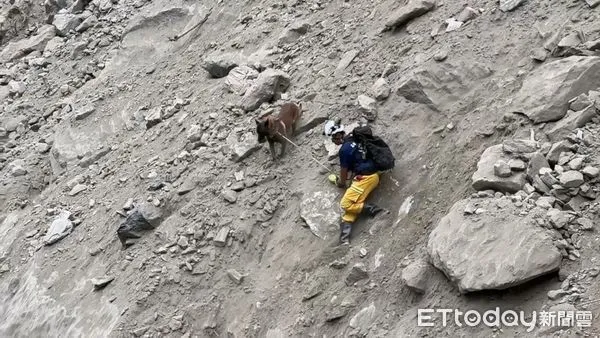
[324, 120, 345, 136]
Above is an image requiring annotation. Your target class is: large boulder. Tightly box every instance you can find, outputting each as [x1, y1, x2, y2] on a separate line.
[225, 65, 259, 95]
[510, 56, 600, 123]
[471, 145, 527, 193]
[0, 25, 56, 62]
[300, 190, 340, 239]
[240, 69, 290, 112]
[427, 198, 562, 293]
[401, 259, 434, 294]
[546, 105, 598, 141]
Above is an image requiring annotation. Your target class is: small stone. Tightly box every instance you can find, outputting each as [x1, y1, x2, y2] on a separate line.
[346, 263, 369, 286]
[177, 236, 189, 249]
[559, 171, 584, 188]
[68, 184, 88, 196]
[329, 260, 348, 269]
[123, 198, 134, 210]
[227, 269, 244, 284]
[456, 6, 478, 23]
[508, 159, 526, 171]
[568, 157, 583, 170]
[464, 204, 477, 215]
[581, 166, 600, 178]
[433, 50, 448, 62]
[577, 218, 594, 231]
[222, 189, 237, 203]
[371, 78, 390, 101]
[548, 289, 568, 300]
[531, 48, 547, 62]
[214, 227, 229, 247]
[494, 160, 512, 178]
[91, 276, 114, 290]
[337, 50, 359, 70]
[359, 248, 368, 258]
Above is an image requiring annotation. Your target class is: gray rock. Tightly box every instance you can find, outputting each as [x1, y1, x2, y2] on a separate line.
[346, 263, 369, 285]
[336, 50, 359, 70]
[53, 13, 82, 36]
[177, 236, 189, 248]
[214, 227, 229, 247]
[74, 104, 95, 121]
[546, 106, 597, 141]
[558, 33, 581, 49]
[540, 172, 559, 187]
[533, 175, 551, 195]
[44, 211, 73, 245]
[8, 81, 26, 96]
[546, 140, 574, 164]
[222, 189, 237, 203]
[177, 178, 197, 195]
[502, 139, 538, 154]
[186, 124, 203, 143]
[240, 69, 290, 111]
[36, 143, 51, 154]
[585, 0, 600, 7]
[356, 95, 377, 117]
[396, 78, 435, 106]
[472, 145, 527, 193]
[559, 171, 584, 188]
[548, 209, 575, 229]
[570, 94, 592, 111]
[225, 65, 259, 95]
[456, 7, 478, 23]
[0, 25, 56, 62]
[91, 276, 114, 290]
[145, 107, 163, 129]
[494, 160, 512, 178]
[371, 78, 390, 101]
[76, 14, 97, 32]
[68, 183, 87, 196]
[527, 152, 550, 181]
[531, 48, 547, 62]
[349, 304, 376, 334]
[547, 289, 567, 300]
[500, 0, 525, 11]
[227, 131, 261, 162]
[9, 161, 27, 177]
[427, 198, 562, 293]
[401, 259, 433, 294]
[568, 157, 583, 170]
[577, 218, 594, 230]
[202, 52, 245, 78]
[508, 159, 526, 171]
[511, 56, 600, 124]
[383, 0, 435, 31]
[585, 39, 600, 51]
[227, 269, 244, 284]
[582, 166, 600, 178]
[300, 190, 340, 239]
[433, 50, 448, 62]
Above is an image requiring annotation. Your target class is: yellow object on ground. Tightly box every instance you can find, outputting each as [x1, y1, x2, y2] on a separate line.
[340, 173, 380, 223]
[328, 174, 338, 184]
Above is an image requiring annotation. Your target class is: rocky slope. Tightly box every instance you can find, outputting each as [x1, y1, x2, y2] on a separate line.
[1, 0, 600, 337]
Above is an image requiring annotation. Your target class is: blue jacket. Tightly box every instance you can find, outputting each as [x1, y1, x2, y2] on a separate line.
[339, 137, 377, 175]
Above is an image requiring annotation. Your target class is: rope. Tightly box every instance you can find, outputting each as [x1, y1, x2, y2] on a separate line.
[275, 131, 334, 173]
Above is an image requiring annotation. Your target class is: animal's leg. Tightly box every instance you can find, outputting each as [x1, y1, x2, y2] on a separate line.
[280, 141, 286, 158]
[268, 140, 277, 160]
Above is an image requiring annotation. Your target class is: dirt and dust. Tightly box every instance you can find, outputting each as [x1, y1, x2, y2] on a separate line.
[0, 0, 600, 337]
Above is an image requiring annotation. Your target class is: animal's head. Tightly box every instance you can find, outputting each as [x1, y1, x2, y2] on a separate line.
[255, 118, 269, 143]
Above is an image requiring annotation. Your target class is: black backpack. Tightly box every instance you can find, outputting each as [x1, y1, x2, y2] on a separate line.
[351, 126, 396, 171]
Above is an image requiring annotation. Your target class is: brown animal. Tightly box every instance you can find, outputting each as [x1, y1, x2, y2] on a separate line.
[255, 102, 303, 160]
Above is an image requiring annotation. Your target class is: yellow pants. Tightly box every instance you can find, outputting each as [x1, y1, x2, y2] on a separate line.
[340, 173, 380, 223]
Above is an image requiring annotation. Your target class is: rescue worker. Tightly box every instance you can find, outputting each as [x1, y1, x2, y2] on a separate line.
[324, 120, 385, 245]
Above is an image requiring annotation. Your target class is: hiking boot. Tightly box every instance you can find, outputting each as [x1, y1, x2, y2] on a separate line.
[362, 203, 386, 217]
[340, 221, 352, 245]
